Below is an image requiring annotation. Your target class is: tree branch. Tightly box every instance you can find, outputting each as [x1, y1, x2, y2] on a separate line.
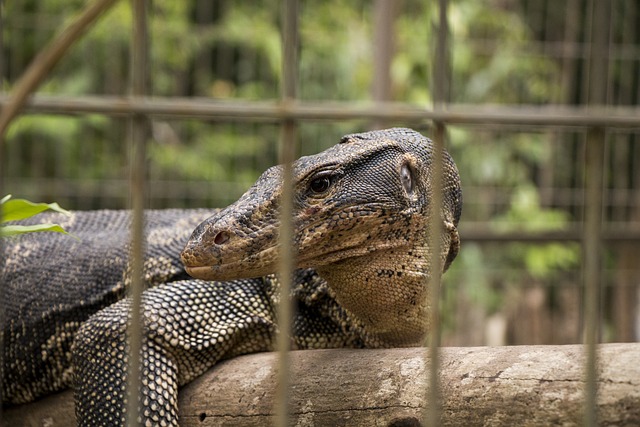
[3, 344, 639, 426]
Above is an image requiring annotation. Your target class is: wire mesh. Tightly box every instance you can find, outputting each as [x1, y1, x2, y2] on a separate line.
[1, 0, 640, 425]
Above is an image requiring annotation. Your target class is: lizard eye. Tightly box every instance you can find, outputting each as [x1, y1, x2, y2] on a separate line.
[309, 172, 333, 194]
[401, 163, 414, 195]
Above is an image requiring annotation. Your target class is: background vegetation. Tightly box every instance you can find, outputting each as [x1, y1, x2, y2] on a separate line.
[3, 0, 639, 345]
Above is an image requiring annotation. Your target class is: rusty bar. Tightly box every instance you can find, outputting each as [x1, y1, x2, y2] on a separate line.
[4, 95, 640, 127]
[275, 121, 296, 427]
[371, 0, 396, 129]
[583, 0, 610, 425]
[126, 0, 148, 425]
[426, 0, 449, 425]
[281, 0, 298, 103]
[583, 127, 605, 427]
[433, 0, 449, 108]
[274, 0, 299, 426]
[372, 0, 394, 103]
[459, 229, 640, 243]
[0, 3, 4, 418]
[426, 122, 445, 426]
[0, 0, 4, 94]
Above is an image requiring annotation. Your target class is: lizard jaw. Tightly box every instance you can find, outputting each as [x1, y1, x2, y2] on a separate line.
[182, 238, 280, 281]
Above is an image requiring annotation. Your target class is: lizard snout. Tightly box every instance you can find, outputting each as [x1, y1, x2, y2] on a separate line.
[180, 219, 233, 274]
[180, 208, 281, 281]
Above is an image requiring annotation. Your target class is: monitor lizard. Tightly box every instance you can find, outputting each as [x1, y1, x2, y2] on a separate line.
[1, 128, 462, 426]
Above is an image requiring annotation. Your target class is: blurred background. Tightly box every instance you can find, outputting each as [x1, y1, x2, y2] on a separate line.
[2, 0, 639, 346]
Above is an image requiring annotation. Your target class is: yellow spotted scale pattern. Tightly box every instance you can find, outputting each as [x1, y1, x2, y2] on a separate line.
[2, 128, 462, 426]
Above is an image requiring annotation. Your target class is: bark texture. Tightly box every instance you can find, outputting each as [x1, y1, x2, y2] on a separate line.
[3, 343, 639, 426]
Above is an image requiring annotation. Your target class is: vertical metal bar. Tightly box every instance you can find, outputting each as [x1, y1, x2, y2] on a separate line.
[426, 121, 445, 426]
[583, 1, 610, 426]
[433, 0, 448, 108]
[583, 126, 604, 427]
[0, 0, 4, 94]
[127, 0, 148, 425]
[275, 0, 298, 426]
[611, 0, 638, 343]
[586, 1, 610, 106]
[426, 0, 448, 425]
[0, 0, 4, 191]
[281, 0, 298, 103]
[0, 2, 4, 414]
[371, 0, 396, 129]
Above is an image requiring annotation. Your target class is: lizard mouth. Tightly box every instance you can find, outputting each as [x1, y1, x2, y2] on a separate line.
[183, 265, 213, 279]
[182, 245, 279, 281]
[182, 203, 404, 281]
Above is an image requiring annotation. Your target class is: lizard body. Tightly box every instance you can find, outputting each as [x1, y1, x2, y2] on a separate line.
[1, 128, 462, 425]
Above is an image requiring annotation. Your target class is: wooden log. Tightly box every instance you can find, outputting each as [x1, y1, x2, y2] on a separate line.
[3, 343, 639, 426]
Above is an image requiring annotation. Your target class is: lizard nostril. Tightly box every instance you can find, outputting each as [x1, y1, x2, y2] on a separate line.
[213, 231, 230, 245]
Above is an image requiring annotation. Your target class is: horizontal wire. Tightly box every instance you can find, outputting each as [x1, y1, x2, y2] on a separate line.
[2, 95, 640, 128]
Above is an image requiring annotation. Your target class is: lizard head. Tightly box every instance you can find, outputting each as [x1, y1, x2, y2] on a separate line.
[181, 127, 462, 345]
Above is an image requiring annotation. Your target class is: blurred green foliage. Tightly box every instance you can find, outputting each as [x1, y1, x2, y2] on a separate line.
[3, 0, 588, 340]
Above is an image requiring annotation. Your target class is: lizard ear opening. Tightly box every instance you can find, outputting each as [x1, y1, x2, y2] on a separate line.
[443, 221, 460, 272]
[401, 162, 414, 196]
[400, 156, 420, 202]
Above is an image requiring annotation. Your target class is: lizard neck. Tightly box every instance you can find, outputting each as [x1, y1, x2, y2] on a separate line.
[316, 245, 436, 347]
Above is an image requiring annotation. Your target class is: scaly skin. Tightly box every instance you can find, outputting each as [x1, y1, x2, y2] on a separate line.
[182, 127, 462, 346]
[2, 128, 461, 426]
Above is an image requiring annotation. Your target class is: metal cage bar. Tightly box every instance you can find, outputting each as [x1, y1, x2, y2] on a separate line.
[0, 1, 637, 425]
[126, 0, 149, 425]
[274, 0, 299, 425]
[583, 0, 611, 425]
[426, 0, 449, 424]
[3, 95, 639, 128]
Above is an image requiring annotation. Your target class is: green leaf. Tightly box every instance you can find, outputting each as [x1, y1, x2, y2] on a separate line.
[1, 223, 78, 239]
[1, 198, 72, 223]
